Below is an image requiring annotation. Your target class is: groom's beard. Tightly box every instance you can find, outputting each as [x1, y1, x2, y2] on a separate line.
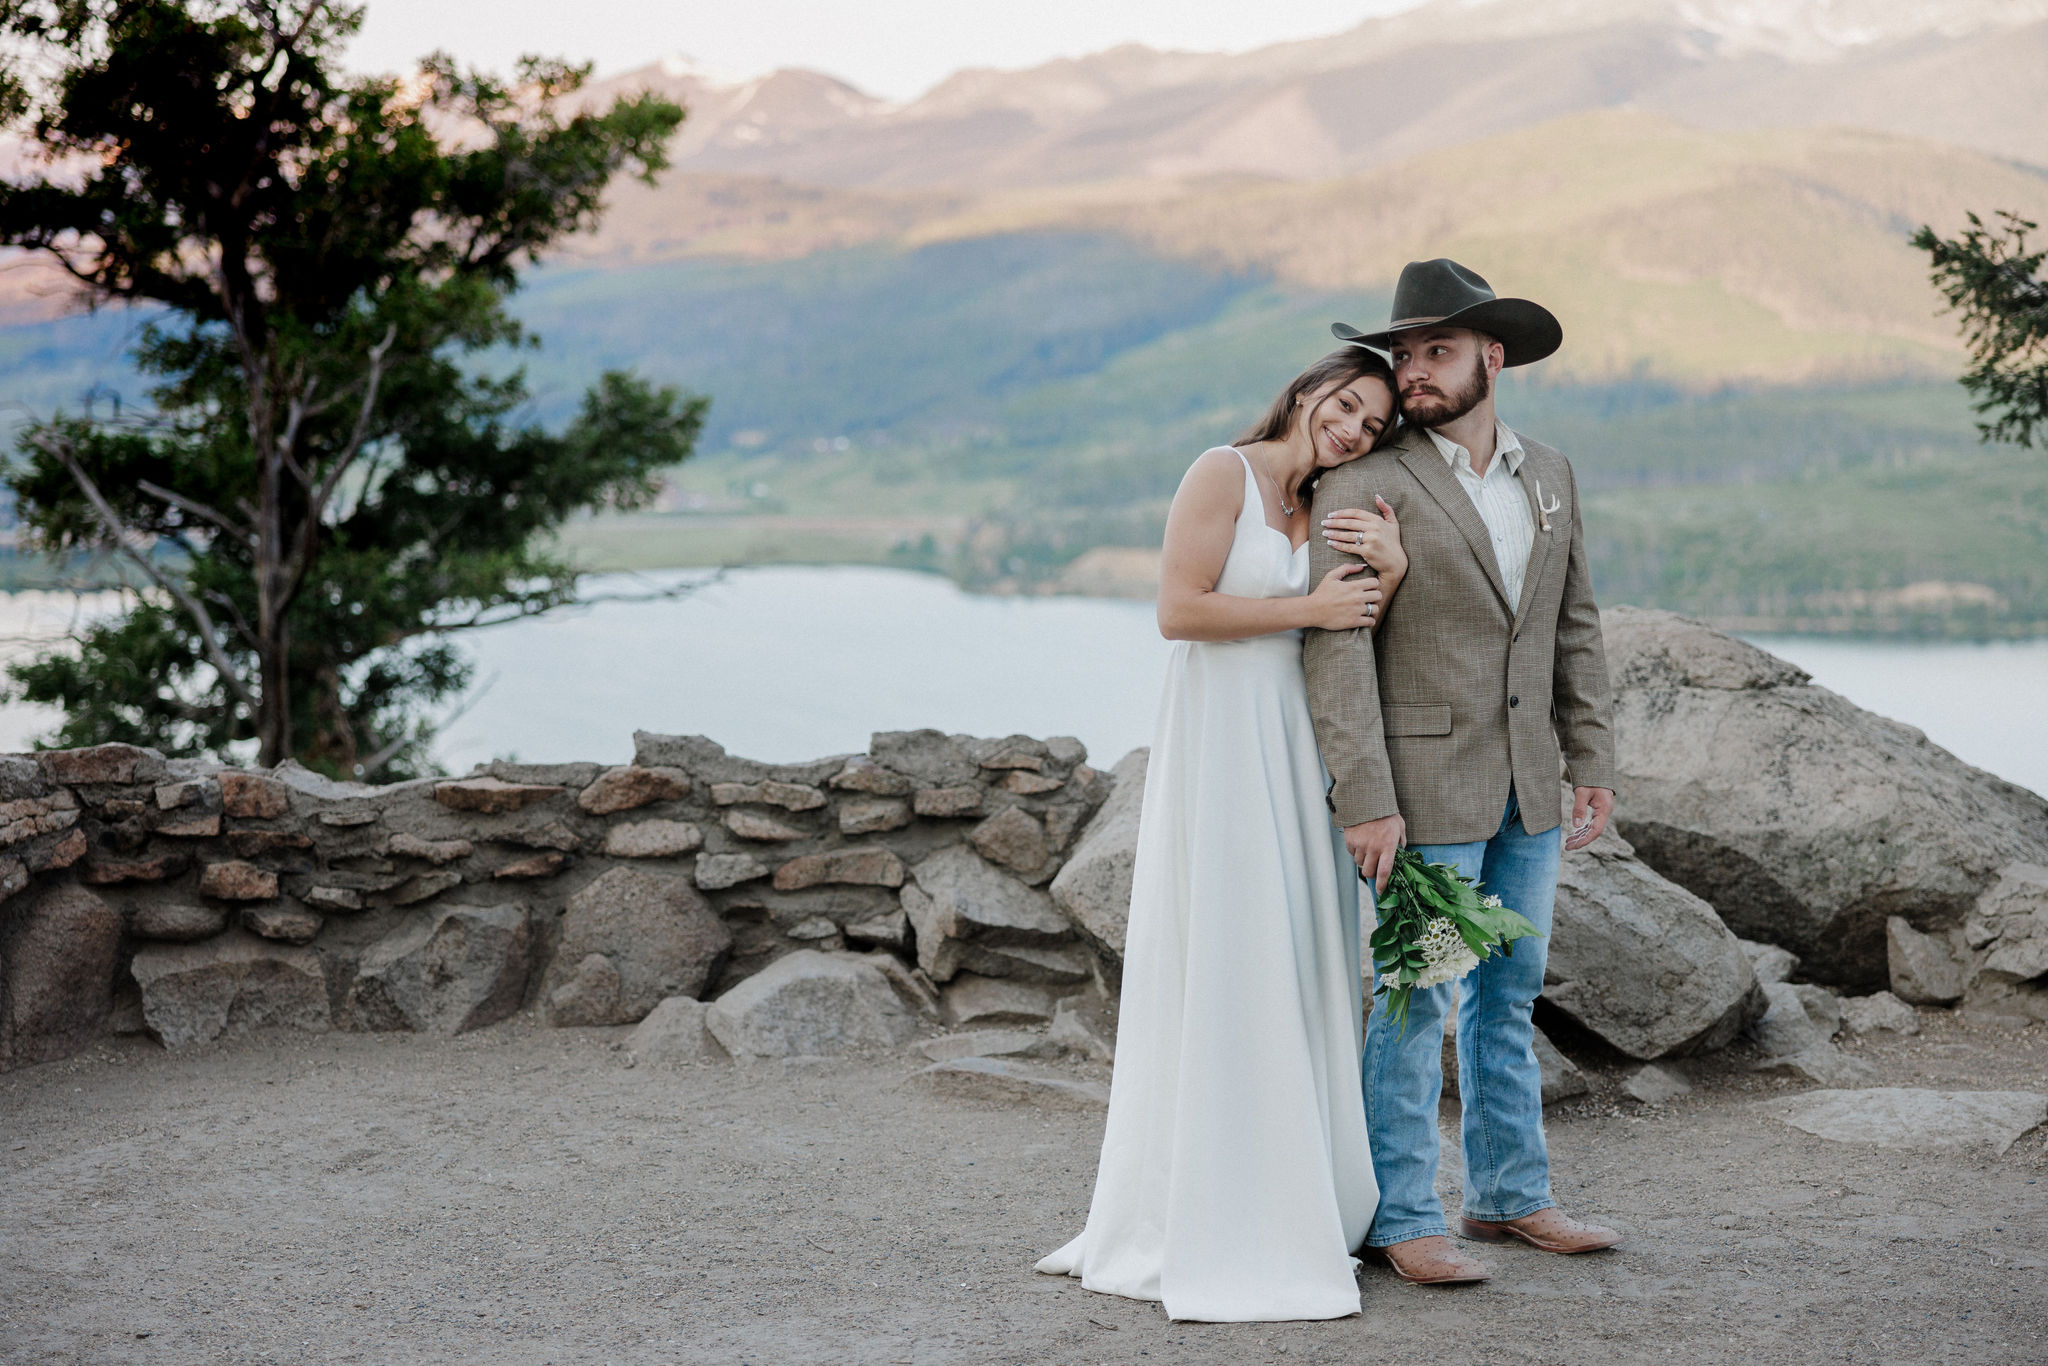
[1400, 354, 1489, 428]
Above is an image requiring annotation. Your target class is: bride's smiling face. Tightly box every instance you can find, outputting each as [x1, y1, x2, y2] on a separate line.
[1299, 375, 1395, 469]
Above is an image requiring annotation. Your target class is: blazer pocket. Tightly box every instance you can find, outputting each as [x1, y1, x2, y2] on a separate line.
[1383, 703, 1452, 737]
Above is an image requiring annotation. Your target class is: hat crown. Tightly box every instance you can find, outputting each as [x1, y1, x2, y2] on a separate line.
[1391, 258, 1499, 327]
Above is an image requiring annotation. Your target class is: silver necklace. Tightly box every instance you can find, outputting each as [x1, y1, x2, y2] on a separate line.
[1253, 449, 1297, 516]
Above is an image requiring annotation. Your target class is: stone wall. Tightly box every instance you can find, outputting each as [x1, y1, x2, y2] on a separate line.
[0, 729, 1114, 1070]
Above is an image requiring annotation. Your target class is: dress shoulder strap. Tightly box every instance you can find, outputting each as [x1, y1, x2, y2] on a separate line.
[1222, 445, 1259, 524]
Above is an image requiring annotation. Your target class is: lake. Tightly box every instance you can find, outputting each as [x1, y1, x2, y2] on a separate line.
[0, 567, 2042, 798]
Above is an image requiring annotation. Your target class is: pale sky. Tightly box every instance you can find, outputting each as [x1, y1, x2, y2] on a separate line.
[347, 1, 1425, 102]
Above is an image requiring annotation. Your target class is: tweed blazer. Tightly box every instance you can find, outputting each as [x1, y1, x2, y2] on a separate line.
[1303, 422, 1616, 843]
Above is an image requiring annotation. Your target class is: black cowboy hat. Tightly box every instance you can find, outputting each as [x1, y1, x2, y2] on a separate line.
[1331, 258, 1561, 367]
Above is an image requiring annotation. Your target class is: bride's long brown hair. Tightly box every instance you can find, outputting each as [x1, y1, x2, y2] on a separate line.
[1234, 348, 1398, 510]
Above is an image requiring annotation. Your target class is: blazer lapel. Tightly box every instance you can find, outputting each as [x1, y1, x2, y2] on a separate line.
[1511, 437, 1562, 627]
[1397, 434, 1513, 612]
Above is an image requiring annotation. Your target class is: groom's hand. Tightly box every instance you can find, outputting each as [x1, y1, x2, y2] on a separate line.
[1344, 813, 1405, 893]
[1565, 786, 1614, 851]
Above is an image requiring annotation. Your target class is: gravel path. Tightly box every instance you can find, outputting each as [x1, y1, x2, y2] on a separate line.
[3, 1013, 2043, 1365]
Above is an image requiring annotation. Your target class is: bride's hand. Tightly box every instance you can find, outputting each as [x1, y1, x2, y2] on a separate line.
[1320, 497, 1406, 585]
[1305, 563, 1384, 632]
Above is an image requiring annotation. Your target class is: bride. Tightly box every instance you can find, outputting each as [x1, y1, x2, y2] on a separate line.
[1037, 347, 1406, 1321]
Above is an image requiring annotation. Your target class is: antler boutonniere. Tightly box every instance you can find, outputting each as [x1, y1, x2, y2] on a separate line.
[1534, 478, 1561, 533]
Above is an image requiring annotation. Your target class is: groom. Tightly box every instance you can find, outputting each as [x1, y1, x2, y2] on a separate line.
[1305, 259, 1620, 1285]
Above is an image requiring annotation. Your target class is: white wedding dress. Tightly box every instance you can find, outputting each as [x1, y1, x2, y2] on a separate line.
[1037, 448, 1377, 1322]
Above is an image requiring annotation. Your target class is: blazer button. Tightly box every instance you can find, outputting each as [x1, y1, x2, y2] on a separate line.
[1509, 695, 1520, 708]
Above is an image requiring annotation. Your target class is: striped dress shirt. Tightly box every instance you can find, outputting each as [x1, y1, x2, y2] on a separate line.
[1425, 421, 1536, 609]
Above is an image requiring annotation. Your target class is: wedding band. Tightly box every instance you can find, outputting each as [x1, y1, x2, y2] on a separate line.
[1354, 531, 1364, 546]
[1366, 603, 1376, 616]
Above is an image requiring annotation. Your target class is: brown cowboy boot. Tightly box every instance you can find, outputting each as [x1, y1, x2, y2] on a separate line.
[1459, 1208, 1622, 1254]
[1362, 1234, 1491, 1285]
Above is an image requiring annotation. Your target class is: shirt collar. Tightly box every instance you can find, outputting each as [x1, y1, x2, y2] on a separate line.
[1426, 421, 1524, 477]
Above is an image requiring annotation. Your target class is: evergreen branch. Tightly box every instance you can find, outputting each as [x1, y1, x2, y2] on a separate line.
[135, 480, 252, 545]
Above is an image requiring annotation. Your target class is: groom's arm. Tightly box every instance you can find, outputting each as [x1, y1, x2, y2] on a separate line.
[1304, 464, 1400, 829]
[1550, 459, 1617, 794]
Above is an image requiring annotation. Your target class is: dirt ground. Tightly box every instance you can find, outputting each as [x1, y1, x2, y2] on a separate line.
[3, 1010, 2043, 1366]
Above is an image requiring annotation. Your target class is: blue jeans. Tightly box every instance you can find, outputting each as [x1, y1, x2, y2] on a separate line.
[1362, 788, 1562, 1246]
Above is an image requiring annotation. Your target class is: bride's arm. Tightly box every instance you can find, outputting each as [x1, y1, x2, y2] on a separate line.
[1157, 450, 1383, 642]
[1319, 496, 1406, 630]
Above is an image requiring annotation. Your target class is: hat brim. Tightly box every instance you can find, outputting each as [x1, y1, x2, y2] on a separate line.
[1333, 297, 1562, 367]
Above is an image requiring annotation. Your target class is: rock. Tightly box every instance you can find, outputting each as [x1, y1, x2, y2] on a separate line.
[1969, 862, 2048, 980]
[978, 747, 1045, 772]
[1767, 1088, 2048, 1155]
[969, 806, 1051, 879]
[724, 810, 809, 842]
[838, 798, 912, 834]
[1738, 938, 1800, 985]
[302, 886, 364, 914]
[1544, 828, 1762, 1059]
[578, 765, 691, 815]
[859, 951, 943, 1019]
[130, 933, 329, 1049]
[901, 845, 1072, 982]
[38, 743, 164, 786]
[218, 772, 289, 819]
[546, 867, 732, 1026]
[493, 851, 567, 879]
[385, 833, 474, 865]
[844, 907, 909, 951]
[508, 820, 585, 851]
[225, 830, 314, 858]
[869, 730, 978, 787]
[954, 941, 1095, 984]
[1749, 980, 1834, 1058]
[1840, 991, 1919, 1035]
[0, 885, 122, 1068]
[0, 794, 81, 850]
[393, 870, 463, 905]
[1605, 607, 2048, 989]
[199, 861, 279, 901]
[1886, 917, 1966, 1005]
[603, 820, 704, 858]
[1961, 971, 2048, 1024]
[154, 779, 209, 810]
[1047, 737, 1088, 766]
[918, 1029, 1055, 1062]
[622, 995, 726, 1065]
[1791, 983, 1843, 1037]
[131, 900, 228, 942]
[916, 1057, 1108, 1110]
[711, 780, 827, 811]
[547, 953, 624, 1027]
[704, 950, 916, 1057]
[786, 914, 841, 942]
[1623, 1063, 1692, 1105]
[345, 903, 532, 1034]
[317, 808, 380, 827]
[829, 756, 914, 796]
[37, 829, 87, 872]
[432, 776, 563, 814]
[940, 973, 1054, 1026]
[1048, 992, 1117, 1063]
[913, 786, 984, 818]
[1048, 748, 1146, 968]
[155, 814, 222, 838]
[240, 905, 322, 945]
[694, 853, 770, 889]
[772, 848, 905, 891]
[1533, 1027, 1591, 1105]
[1001, 771, 1064, 795]
[83, 854, 190, 884]
[1753, 1043, 1879, 1086]
[0, 860, 23, 905]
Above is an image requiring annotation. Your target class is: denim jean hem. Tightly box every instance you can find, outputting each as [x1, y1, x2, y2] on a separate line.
[1362, 1222, 1448, 1248]
[1460, 1196, 1555, 1223]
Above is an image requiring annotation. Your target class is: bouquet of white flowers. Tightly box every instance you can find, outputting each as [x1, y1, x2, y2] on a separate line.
[1368, 848, 1543, 1034]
